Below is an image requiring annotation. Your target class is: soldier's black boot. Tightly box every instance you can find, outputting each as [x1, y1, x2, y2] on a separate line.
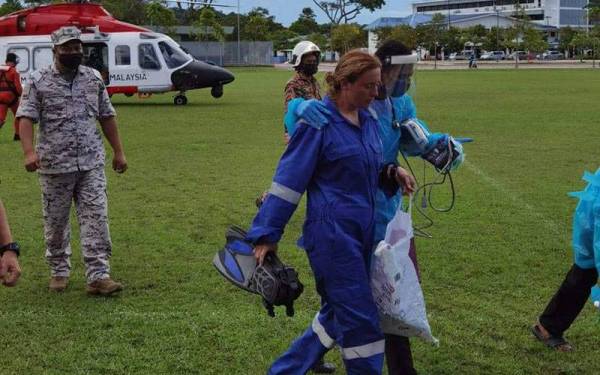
[13, 134, 20, 141]
[310, 357, 336, 374]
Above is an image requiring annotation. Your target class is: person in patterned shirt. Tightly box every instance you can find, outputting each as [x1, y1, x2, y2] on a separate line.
[282, 41, 323, 144]
[16, 26, 127, 296]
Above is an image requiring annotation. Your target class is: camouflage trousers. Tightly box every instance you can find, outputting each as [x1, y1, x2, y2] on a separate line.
[39, 167, 112, 283]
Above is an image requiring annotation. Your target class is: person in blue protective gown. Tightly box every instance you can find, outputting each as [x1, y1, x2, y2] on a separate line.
[285, 40, 464, 374]
[247, 50, 401, 375]
[532, 168, 600, 352]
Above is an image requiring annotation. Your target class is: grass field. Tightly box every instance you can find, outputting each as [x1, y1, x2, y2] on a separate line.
[1, 67, 599, 374]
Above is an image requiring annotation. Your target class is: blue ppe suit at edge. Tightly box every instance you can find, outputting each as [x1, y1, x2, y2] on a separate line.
[246, 96, 386, 375]
[569, 168, 600, 275]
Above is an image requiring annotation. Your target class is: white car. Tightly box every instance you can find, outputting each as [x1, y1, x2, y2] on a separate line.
[480, 51, 506, 60]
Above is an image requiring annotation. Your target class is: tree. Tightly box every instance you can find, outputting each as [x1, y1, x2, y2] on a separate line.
[308, 32, 329, 52]
[145, 1, 177, 28]
[416, 13, 446, 55]
[101, 0, 148, 25]
[243, 7, 272, 41]
[559, 26, 579, 57]
[522, 28, 547, 54]
[312, 0, 385, 25]
[330, 23, 365, 53]
[270, 29, 299, 51]
[242, 7, 284, 41]
[289, 7, 320, 35]
[0, 0, 22, 16]
[193, 6, 225, 41]
[375, 25, 417, 50]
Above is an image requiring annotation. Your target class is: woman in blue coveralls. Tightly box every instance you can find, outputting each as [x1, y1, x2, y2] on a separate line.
[532, 168, 600, 352]
[287, 40, 462, 374]
[246, 50, 404, 375]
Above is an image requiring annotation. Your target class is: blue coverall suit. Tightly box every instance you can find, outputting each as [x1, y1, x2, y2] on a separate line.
[247, 97, 386, 375]
[539, 168, 600, 337]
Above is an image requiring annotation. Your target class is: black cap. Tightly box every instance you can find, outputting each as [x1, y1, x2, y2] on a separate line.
[6, 53, 17, 64]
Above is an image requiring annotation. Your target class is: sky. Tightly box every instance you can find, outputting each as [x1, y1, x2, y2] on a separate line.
[0, 1, 415, 27]
[230, 0, 414, 26]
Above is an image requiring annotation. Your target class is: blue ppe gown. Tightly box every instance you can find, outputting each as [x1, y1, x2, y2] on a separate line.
[569, 168, 600, 274]
[369, 95, 418, 242]
[247, 96, 386, 375]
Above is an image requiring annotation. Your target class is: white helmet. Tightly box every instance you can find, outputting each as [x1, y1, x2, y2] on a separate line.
[290, 41, 321, 67]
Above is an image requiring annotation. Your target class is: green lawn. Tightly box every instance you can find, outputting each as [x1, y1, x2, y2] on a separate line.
[1, 68, 599, 374]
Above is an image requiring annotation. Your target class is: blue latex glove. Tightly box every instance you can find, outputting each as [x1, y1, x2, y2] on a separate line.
[591, 285, 600, 309]
[294, 99, 331, 129]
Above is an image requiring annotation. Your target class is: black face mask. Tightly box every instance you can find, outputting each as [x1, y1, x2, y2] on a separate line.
[299, 63, 318, 76]
[58, 53, 83, 70]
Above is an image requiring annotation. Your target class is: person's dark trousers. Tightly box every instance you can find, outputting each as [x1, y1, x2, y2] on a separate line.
[539, 264, 598, 337]
[384, 334, 417, 375]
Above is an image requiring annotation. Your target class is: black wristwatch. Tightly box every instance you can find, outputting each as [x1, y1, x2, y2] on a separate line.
[0, 242, 20, 257]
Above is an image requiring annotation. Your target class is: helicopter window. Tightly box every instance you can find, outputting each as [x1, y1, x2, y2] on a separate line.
[83, 44, 109, 84]
[33, 47, 53, 71]
[115, 45, 131, 65]
[138, 43, 161, 70]
[7, 48, 29, 73]
[158, 41, 190, 69]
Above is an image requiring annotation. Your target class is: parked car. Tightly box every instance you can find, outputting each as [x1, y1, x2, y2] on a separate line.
[449, 50, 474, 60]
[480, 51, 506, 60]
[538, 50, 565, 60]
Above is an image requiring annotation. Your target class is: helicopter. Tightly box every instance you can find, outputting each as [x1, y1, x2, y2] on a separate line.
[0, 1, 235, 105]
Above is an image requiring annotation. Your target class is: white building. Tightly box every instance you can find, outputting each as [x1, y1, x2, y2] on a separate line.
[367, 13, 558, 53]
[412, 0, 591, 29]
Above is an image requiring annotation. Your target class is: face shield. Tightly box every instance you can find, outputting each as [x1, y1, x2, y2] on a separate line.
[377, 53, 418, 100]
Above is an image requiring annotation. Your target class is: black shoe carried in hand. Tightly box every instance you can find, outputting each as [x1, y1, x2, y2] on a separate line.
[13, 134, 20, 141]
[311, 359, 336, 374]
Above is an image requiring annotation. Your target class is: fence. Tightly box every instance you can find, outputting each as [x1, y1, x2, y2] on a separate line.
[179, 41, 273, 66]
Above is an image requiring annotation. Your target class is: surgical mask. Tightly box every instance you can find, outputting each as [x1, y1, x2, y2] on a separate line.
[58, 53, 83, 70]
[299, 63, 318, 76]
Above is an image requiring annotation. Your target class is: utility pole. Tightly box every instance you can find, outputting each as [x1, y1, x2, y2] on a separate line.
[237, 0, 240, 65]
[447, 0, 451, 29]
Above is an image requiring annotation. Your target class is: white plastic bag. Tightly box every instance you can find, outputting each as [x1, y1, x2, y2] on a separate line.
[370, 198, 438, 345]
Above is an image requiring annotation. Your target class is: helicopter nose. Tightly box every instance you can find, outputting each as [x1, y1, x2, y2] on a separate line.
[171, 60, 235, 91]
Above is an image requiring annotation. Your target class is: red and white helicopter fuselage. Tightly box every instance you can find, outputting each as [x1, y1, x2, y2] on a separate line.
[0, 3, 235, 105]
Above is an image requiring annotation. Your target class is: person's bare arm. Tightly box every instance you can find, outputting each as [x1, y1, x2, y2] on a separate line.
[100, 116, 127, 173]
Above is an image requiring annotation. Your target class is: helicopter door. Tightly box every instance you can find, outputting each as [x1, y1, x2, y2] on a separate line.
[83, 42, 109, 85]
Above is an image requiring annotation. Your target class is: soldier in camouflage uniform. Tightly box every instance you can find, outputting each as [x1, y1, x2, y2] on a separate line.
[16, 26, 127, 295]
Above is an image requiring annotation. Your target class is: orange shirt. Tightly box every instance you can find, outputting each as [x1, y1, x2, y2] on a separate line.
[0, 64, 22, 104]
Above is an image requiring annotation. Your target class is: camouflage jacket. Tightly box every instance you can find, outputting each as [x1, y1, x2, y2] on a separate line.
[16, 64, 116, 174]
[284, 72, 321, 111]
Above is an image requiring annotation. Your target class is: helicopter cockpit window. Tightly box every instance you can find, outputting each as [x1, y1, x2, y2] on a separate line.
[139, 43, 161, 70]
[115, 45, 131, 66]
[158, 41, 190, 69]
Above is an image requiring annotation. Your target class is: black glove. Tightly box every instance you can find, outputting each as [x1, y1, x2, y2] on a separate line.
[379, 163, 400, 197]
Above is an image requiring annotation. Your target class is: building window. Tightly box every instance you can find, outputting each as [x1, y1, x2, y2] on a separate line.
[560, 9, 587, 25]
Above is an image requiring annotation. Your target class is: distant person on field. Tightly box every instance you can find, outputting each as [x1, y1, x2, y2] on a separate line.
[0, 199, 22, 287]
[468, 53, 477, 68]
[0, 53, 23, 141]
[16, 26, 127, 296]
[531, 168, 600, 352]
